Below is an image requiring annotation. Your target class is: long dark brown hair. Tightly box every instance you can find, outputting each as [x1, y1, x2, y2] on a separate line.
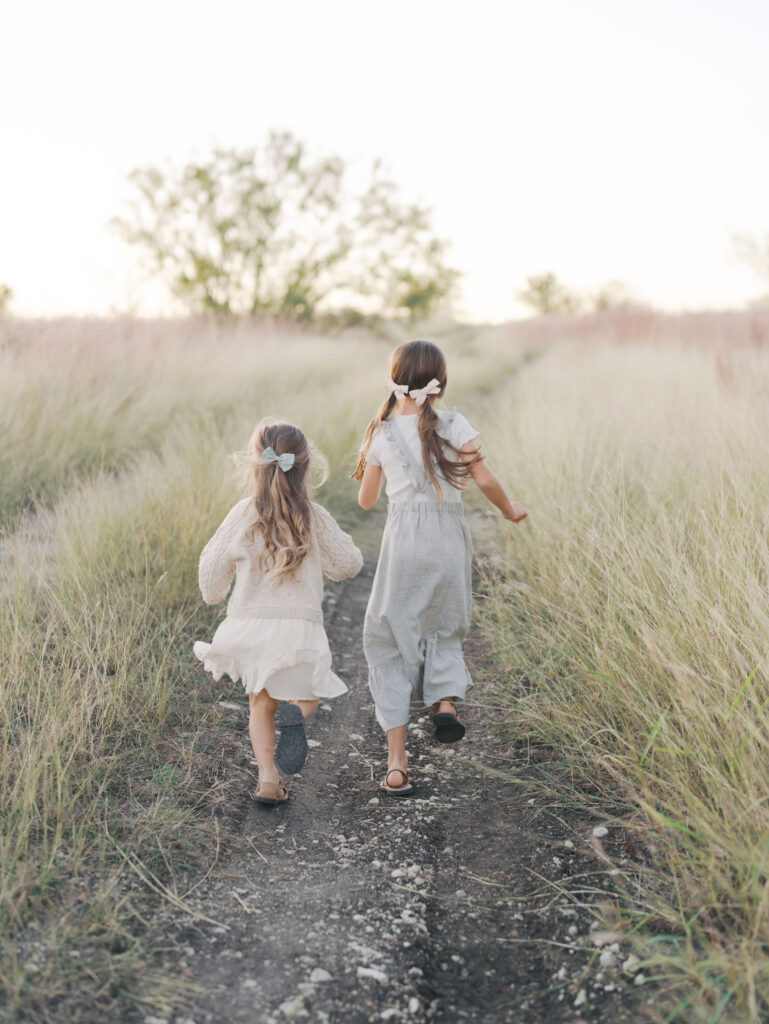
[246, 420, 313, 583]
[352, 340, 481, 496]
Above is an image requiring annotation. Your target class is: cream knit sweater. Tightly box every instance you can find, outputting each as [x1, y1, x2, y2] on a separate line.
[198, 499, 363, 623]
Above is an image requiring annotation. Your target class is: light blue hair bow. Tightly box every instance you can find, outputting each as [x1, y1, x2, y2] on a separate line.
[261, 446, 296, 472]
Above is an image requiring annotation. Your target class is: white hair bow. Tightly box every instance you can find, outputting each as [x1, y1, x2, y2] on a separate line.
[261, 446, 295, 472]
[386, 377, 409, 398]
[409, 378, 442, 406]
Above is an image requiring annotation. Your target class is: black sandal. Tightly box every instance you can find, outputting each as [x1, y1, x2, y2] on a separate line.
[275, 703, 308, 774]
[431, 700, 466, 743]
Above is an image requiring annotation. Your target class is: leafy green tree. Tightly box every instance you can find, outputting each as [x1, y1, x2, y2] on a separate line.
[517, 272, 580, 315]
[113, 132, 457, 322]
[0, 284, 12, 316]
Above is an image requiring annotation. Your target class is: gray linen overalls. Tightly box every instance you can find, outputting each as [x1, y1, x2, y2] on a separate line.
[363, 416, 473, 732]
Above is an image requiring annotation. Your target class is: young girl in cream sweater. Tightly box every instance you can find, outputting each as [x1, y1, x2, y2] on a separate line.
[194, 419, 362, 805]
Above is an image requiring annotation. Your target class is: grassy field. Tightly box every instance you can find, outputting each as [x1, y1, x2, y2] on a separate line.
[2, 310, 769, 1021]
[0, 316, 527, 1021]
[479, 327, 769, 1022]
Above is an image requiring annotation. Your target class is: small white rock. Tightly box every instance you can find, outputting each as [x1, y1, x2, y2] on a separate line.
[369, 798, 380, 805]
[242, 979, 258, 989]
[307, 739, 321, 748]
[144, 1017, 168, 1024]
[599, 950, 616, 967]
[357, 966, 388, 983]
[280, 991, 309, 1015]
[348, 940, 381, 961]
[623, 954, 641, 974]
[278, 994, 306, 1017]
[634, 972, 646, 986]
[563, 839, 575, 849]
[310, 968, 332, 983]
[573, 989, 587, 1008]
[408, 996, 421, 1013]
[350, 733, 364, 742]
[592, 826, 609, 838]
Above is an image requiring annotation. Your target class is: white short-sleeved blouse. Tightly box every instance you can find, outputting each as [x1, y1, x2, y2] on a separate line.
[365, 409, 479, 503]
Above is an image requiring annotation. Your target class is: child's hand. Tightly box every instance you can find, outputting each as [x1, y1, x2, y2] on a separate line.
[505, 501, 528, 524]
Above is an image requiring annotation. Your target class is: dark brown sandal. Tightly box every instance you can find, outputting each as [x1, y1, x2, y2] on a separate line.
[252, 779, 289, 806]
[380, 767, 413, 797]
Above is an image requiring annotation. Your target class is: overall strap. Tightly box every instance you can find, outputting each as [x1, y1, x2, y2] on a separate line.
[381, 418, 429, 494]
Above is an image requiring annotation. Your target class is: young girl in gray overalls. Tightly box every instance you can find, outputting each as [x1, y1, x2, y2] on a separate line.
[353, 340, 528, 795]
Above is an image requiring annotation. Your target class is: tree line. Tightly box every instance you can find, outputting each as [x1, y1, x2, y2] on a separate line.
[2, 134, 768, 322]
[516, 273, 640, 315]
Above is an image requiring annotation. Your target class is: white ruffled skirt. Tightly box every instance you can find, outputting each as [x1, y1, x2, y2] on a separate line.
[193, 616, 348, 700]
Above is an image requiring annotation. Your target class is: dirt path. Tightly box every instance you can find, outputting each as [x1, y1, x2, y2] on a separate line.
[148, 554, 653, 1024]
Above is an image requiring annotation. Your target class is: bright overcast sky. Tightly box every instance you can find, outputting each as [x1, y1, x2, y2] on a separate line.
[1, 0, 768, 321]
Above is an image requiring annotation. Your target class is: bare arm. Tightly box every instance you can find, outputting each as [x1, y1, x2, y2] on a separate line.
[358, 462, 384, 511]
[462, 442, 527, 523]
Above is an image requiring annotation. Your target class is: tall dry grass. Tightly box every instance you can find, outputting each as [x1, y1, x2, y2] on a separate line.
[479, 340, 769, 1022]
[0, 318, 367, 526]
[504, 305, 769, 350]
[0, 316, 523, 528]
[0, 316, 528, 1021]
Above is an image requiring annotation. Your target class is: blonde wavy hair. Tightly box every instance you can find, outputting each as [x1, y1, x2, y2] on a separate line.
[241, 419, 326, 584]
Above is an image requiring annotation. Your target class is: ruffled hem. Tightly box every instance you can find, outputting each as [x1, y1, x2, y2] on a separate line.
[193, 616, 348, 700]
[194, 641, 348, 699]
